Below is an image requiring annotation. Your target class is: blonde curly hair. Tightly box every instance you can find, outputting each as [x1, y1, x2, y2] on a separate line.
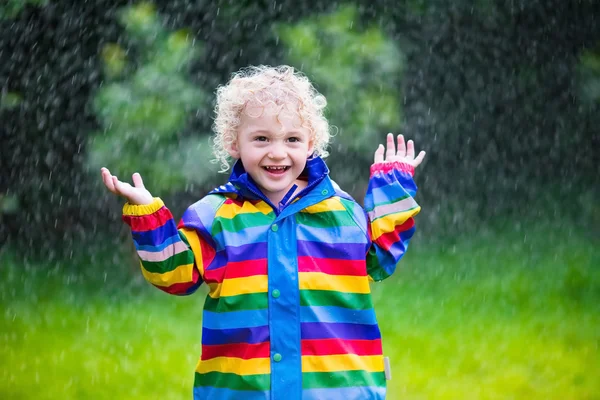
[212, 65, 331, 172]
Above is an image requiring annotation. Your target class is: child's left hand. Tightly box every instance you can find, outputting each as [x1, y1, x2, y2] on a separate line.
[373, 133, 426, 168]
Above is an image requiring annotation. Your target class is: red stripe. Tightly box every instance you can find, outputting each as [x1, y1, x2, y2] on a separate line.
[297, 256, 367, 276]
[203, 258, 268, 283]
[199, 235, 216, 271]
[223, 198, 245, 207]
[201, 341, 270, 360]
[370, 161, 414, 177]
[122, 206, 173, 232]
[374, 218, 414, 251]
[301, 338, 383, 356]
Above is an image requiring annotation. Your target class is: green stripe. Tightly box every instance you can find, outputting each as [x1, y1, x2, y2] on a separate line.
[204, 292, 269, 312]
[300, 290, 374, 310]
[194, 371, 270, 391]
[302, 370, 386, 389]
[202, 194, 227, 210]
[296, 210, 356, 228]
[212, 212, 272, 235]
[366, 247, 391, 282]
[141, 249, 194, 274]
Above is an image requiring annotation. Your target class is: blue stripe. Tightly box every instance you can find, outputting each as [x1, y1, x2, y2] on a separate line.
[131, 222, 178, 247]
[201, 325, 270, 345]
[182, 197, 220, 248]
[300, 306, 378, 325]
[218, 242, 268, 263]
[193, 386, 269, 400]
[302, 385, 386, 400]
[297, 240, 366, 260]
[213, 225, 268, 252]
[134, 233, 180, 251]
[301, 322, 381, 340]
[202, 309, 269, 329]
[369, 168, 415, 191]
[296, 225, 368, 245]
[364, 183, 411, 212]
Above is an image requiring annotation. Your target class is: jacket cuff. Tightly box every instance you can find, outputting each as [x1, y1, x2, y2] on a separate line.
[370, 161, 414, 177]
[123, 198, 164, 217]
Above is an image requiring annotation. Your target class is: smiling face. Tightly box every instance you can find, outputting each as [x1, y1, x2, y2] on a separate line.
[227, 102, 314, 206]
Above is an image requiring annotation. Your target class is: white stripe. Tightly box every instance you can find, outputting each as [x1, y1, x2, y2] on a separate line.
[137, 241, 189, 262]
[367, 197, 418, 221]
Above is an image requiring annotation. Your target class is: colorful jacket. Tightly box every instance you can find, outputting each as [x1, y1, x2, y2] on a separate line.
[122, 156, 420, 400]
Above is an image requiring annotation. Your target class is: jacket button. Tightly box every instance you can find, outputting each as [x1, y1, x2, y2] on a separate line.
[321, 189, 328, 195]
[273, 353, 282, 362]
[271, 224, 278, 232]
[271, 289, 280, 298]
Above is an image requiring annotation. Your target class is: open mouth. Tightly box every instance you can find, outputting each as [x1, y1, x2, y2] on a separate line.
[263, 166, 290, 171]
[262, 166, 290, 175]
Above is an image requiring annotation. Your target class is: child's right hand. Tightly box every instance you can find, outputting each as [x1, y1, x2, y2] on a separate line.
[101, 167, 154, 205]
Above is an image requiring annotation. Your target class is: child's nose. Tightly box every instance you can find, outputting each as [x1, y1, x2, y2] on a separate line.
[268, 143, 287, 159]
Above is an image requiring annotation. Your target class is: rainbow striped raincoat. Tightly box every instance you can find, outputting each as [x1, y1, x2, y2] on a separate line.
[122, 156, 420, 400]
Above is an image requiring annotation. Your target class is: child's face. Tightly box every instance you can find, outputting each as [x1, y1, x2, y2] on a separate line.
[228, 102, 314, 204]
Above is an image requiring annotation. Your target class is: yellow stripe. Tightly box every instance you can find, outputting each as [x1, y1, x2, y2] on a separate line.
[302, 354, 384, 373]
[181, 228, 205, 277]
[122, 198, 164, 216]
[302, 197, 345, 213]
[196, 357, 270, 375]
[217, 200, 273, 219]
[141, 262, 194, 287]
[370, 207, 420, 241]
[299, 272, 370, 294]
[207, 275, 269, 298]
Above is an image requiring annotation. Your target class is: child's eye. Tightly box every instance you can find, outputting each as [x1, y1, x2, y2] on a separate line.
[288, 137, 300, 143]
[254, 136, 268, 142]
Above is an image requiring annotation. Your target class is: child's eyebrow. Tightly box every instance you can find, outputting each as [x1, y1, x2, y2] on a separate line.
[247, 129, 304, 136]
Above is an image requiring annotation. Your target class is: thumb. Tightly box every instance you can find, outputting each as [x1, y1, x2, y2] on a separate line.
[132, 172, 145, 189]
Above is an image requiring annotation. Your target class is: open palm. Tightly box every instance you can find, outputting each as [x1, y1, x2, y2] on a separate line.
[373, 133, 426, 167]
[101, 167, 154, 205]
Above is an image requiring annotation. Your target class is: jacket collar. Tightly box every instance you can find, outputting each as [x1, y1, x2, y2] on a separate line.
[209, 155, 330, 208]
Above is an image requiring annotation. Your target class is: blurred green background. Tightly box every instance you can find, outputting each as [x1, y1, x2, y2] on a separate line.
[1, 1, 598, 399]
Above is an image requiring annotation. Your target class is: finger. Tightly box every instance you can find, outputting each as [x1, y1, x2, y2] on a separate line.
[112, 176, 132, 197]
[397, 134, 406, 158]
[385, 133, 395, 160]
[406, 140, 415, 159]
[413, 151, 426, 167]
[132, 172, 145, 189]
[101, 168, 117, 194]
[374, 144, 384, 164]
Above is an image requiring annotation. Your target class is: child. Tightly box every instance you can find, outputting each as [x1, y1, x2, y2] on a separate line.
[101, 65, 425, 400]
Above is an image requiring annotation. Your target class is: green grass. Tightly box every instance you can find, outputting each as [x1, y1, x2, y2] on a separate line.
[1, 222, 598, 399]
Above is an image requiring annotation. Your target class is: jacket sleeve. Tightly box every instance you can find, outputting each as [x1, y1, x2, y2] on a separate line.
[363, 161, 421, 282]
[122, 197, 217, 295]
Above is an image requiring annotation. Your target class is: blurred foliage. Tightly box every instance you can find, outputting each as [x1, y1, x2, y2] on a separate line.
[1, 0, 599, 257]
[275, 5, 404, 154]
[88, 2, 216, 194]
[0, 91, 23, 109]
[577, 47, 600, 103]
[0, 0, 47, 19]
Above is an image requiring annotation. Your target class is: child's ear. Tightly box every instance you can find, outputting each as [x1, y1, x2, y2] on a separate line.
[307, 138, 315, 157]
[227, 136, 240, 159]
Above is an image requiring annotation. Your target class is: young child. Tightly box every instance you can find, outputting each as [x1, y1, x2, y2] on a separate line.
[101, 65, 425, 400]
